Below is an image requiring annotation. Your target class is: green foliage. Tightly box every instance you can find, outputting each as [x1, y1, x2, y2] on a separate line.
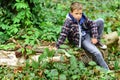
[40, 22, 61, 41]
[88, 61, 97, 66]
[114, 60, 119, 70]
[0, 48, 118, 80]
[0, 0, 120, 45]
[0, 43, 16, 50]
[0, 0, 120, 80]
[0, 0, 68, 46]
[70, 55, 78, 69]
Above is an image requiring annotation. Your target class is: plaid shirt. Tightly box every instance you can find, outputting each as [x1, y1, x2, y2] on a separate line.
[56, 13, 98, 48]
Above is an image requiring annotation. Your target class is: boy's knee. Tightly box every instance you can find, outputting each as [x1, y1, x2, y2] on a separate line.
[89, 49, 102, 56]
[98, 18, 104, 24]
[95, 18, 104, 27]
[94, 52, 102, 58]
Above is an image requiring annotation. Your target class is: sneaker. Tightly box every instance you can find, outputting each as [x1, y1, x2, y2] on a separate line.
[96, 42, 107, 49]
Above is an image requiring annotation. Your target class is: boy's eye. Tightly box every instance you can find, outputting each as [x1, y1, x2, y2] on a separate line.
[79, 13, 82, 15]
[75, 13, 82, 15]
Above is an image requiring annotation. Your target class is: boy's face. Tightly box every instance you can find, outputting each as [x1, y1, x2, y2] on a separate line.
[70, 9, 82, 21]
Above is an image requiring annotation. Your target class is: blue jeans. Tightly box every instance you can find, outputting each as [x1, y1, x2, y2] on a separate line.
[81, 18, 109, 70]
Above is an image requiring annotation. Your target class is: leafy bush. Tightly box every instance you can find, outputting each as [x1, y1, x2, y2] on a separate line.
[0, 0, 120, 45]
[0, 0, 120, 79]
[0, 0, 69, 45]
[0, 48, 117, 80]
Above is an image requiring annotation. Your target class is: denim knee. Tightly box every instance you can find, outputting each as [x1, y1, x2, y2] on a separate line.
[98, 18, 104, 25]
[93, 52, 102, 58]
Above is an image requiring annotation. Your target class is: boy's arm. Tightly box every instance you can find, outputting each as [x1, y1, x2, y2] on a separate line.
[56, 19, 71, 48]
[87, 19, 98, 38]
[86, 19, 98, 44]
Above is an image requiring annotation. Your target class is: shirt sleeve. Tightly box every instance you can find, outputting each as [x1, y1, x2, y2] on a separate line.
[86, 19, 98, 38]
[56, 19, 71, 48]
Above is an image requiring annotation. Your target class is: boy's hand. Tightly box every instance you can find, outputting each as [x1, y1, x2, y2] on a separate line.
[91, 38, 98, 44]
[53, 47, 57, 50]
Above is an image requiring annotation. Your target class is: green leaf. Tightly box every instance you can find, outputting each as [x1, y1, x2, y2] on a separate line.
[31, 60, 39, 69]
[13, 28, 18, 34]
[41, 61, 49, 69]
[0, 43, 15, 50]
[16, 11, 25, 19]
[25, 38, 30, 44]
[21, 47, 25, 54]
[59, 74, 66, 80]
[70, 55, 77, 69]
[88, 61, 97, 66]
[72, 75, 78, 80]
[25, 20, 32, 25]
[48, 50, 55, 57]
[14, 2, 28, 10]
[27, 31, 33, 35]
[16, 0, 20, 2]
[50, 69, 58, 77]
[13, 17, 20, 23]
[1, 23, 9, 30]
[107, 27, 112, 33]
[25, 59, 30, 69]
[26, 48, 33, 55]
[59, 44, 69, 49]
[38, 48, 49, 62]
[114, 60, 119, 70]
[44, 69, 49, 74]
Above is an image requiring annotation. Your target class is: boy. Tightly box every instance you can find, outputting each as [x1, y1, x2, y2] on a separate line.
[56, 2, 109, 70]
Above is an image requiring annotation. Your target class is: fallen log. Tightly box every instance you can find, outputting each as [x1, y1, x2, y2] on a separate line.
[0, 50, 69, 67]
[103, 31, 119, 45]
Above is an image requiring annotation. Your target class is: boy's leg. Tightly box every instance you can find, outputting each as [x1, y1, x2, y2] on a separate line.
[94, 18, 104, 40]
[94, 18, 107, 49]
[81, 34, 109, 70]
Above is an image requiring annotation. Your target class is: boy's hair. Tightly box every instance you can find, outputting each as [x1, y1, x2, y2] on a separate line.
[70, 2, 82, 12]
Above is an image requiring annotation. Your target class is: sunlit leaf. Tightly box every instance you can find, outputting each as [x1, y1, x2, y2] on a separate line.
[88, 61, 97, 66]
[59, 74, 66, 80]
